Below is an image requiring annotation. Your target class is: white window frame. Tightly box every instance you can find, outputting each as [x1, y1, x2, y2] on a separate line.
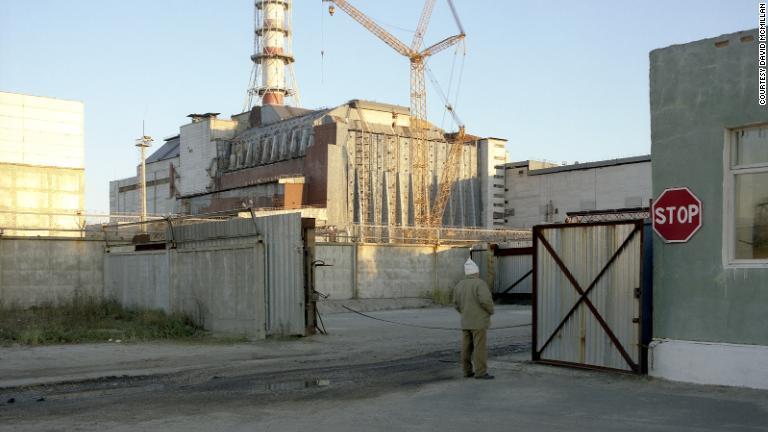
[723, 125, 768, 268]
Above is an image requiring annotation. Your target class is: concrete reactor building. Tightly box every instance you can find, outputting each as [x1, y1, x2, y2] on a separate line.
[110, 0, 508, 230]
[0, 91, 85, 236]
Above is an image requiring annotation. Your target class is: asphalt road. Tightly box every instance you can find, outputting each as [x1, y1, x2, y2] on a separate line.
[1, 305, 767, 431]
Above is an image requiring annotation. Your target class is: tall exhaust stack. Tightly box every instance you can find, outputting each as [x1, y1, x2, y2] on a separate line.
[245, 0, 299, 108]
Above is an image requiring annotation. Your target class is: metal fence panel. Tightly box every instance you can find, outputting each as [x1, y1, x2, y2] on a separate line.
[169, 214, 305, 336]
[252, 213, 305, 336]
[171, 217, 259, 247]
[104, 251, 170, 312]
[533, 221, 644, 373]
[173, 243, 265, 338]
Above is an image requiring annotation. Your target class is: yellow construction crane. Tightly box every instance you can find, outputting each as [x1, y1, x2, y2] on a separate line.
[430, 121, 465, 227]
[324, 0, 465, 226]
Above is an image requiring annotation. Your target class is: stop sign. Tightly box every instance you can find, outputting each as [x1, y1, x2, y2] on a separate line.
[652, 187, 702, 243]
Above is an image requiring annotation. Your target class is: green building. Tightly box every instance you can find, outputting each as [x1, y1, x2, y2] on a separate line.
[649, 28, 768, 389]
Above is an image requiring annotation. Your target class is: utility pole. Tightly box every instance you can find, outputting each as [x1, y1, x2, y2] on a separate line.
[135, 133, 154, 223]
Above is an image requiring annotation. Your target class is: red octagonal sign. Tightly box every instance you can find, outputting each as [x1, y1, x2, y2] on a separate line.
[652, 187, 702, 243]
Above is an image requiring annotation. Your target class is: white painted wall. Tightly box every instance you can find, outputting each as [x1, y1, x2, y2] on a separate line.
[649, 339, 768, 390]
[0, 92, 84, 169]
[503, 160, 652, 228]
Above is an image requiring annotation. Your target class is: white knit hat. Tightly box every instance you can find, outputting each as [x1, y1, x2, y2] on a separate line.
[464, 258, 479, 275]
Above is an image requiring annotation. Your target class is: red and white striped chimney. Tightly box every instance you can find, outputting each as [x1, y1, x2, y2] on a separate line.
[250, 0, 295, 106]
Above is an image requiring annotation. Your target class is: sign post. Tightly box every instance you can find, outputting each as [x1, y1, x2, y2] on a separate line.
[652, 187, 703, 243]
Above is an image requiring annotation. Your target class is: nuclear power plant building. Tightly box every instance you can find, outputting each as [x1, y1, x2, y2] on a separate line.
[110, 101, 508, 230]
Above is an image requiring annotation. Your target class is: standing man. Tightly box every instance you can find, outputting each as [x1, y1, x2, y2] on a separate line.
[453, 258, 495, 380]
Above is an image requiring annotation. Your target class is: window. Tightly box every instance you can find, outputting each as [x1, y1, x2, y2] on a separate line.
[725, 126, 768, 265]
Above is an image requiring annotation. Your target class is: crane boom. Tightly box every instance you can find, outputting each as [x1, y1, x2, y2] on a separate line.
[446, 0, 465, 35]
[421, 33, 465, 58]
[411, 0, 436, 51]
[430, 126, 465, 227]
[327, 0, 411, 57]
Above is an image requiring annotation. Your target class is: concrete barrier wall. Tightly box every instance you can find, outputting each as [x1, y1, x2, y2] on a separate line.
[357, 244, 434, 298]
[435, 247, 471, 291]
[314, 243, 354, 300]
[0, 238, 104, 307]
[316, 243, 470, 300]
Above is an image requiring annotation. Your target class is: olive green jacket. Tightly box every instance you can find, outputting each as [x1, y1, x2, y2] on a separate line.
[453, 275, 495, 330]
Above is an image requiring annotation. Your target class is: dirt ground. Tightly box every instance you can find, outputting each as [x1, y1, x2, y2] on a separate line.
[1, 305, 767, 431]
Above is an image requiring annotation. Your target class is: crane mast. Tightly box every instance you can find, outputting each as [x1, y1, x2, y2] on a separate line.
[325, 0, 465, 227]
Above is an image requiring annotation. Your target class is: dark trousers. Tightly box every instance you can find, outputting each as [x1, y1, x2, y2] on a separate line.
[461, 329, 488, 376]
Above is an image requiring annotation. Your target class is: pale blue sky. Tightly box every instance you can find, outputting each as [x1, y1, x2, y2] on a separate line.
[0, 1, 758, 212]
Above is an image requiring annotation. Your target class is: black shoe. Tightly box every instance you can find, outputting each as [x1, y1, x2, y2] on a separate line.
[463, 372, 475, 378]
[474, 373, 494, 380]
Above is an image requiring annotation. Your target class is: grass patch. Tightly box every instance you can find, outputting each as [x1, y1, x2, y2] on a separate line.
[0, 298, 209, 346]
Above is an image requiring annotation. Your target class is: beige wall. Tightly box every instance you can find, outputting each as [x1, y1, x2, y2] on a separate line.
[0, 163, 85, 236]
[0, 92, 86, 236]
[0, 92, 84, 169]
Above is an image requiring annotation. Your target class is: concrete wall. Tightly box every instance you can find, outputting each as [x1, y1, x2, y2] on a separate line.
[315, 243, 469, 300]
[435, 246, 471, 292]
[0, 92, 84, 169]
[502, 159, 652, 228]
[314, 243, 355, 300]
[649, 29, 768, 389]
[0, 238, 104, 307]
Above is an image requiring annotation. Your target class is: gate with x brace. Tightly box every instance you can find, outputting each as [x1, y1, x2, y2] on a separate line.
[532, 220, 653, 374]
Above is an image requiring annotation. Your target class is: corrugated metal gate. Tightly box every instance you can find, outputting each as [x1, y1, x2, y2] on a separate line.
[494, 247, 533, 298]
[533, 221, 648, 373]
[470, 245, 533, 299]
[251, 213, 306, 337]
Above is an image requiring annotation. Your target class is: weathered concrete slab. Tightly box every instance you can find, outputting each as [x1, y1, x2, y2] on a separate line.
[0, 238, 104, 307]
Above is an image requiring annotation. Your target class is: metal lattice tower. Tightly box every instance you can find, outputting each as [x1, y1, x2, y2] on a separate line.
[245, 0, 300, 109]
